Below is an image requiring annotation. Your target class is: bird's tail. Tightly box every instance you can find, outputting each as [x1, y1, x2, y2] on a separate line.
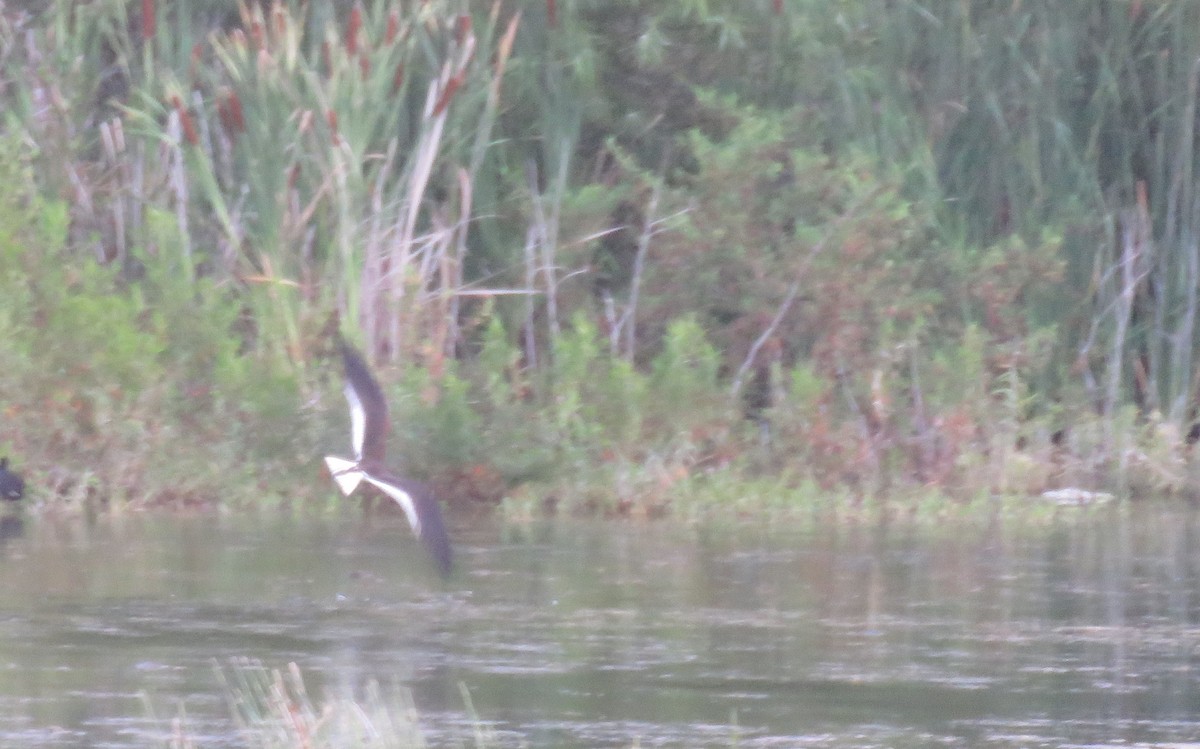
[410, 487, 453, 577]
[361, 473, 453, 577]
[324, 456, 364, 496]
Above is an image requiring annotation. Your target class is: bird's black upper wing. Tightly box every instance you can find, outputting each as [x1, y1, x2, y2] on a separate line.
[339, 339, 391, 465]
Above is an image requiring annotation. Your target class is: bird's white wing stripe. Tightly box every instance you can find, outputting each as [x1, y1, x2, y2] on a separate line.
[363, 474, 421, 536]
[324, 456, 364, 496]
[344, 383, 367, 460]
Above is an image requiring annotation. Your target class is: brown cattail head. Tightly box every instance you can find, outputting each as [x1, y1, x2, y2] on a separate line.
[142, 0, 156, 42]
[386, 9, 401, 44]
[326, 108, 340, 146]
[432, 71, 464, 116]
[189, 42, 203, 81]
[249, 15, 264, 50]
[455, 14, 472, 44]
[391, 62, 405, 95]
[217, 90, 245, 135]
[171, 95, 199, 146]
[346, 4, 363, 56]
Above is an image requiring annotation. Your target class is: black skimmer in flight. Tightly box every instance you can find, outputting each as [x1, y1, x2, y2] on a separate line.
[324, 339, 453, 575]
[0, 458, 23, 501]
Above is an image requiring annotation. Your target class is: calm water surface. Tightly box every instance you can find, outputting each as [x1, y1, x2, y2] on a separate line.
[0, 503, 1196, 747]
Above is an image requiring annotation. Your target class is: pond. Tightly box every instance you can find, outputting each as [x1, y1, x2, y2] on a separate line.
[0, 501, 1197, 747]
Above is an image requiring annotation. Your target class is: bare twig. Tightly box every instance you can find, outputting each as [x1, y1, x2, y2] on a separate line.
[729, 186, 884, 398]
[524, 145, 572, 359]
[522, 223, 539, 369]
[619, 179, 662, 359]
[836, 357, 880, 486]
[729, 281, 800, 398]
[1104, 197, 1151, 421]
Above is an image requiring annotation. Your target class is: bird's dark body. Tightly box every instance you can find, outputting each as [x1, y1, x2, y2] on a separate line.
[0, 458, 24, 501]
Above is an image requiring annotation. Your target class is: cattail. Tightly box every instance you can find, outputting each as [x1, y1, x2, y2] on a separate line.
[141, 0, 156, 42]
[171, 95, 198, 146]
[189, 42, 202, 81]
[386, 9, 400, 44]
[455, 14, 472, 44]
[772, 0, 782, 14]
[359, 54, 370, 79]
[432, 71, 464, 116]
[230, 92, 244, 131]
[217, 90, 245, 135]
[326, 109, 340, 146]
[346, 4, 362, 56]
[546, 0, 557, 28]
[249, 16, 264, 50]
[391, 62, 405, 95]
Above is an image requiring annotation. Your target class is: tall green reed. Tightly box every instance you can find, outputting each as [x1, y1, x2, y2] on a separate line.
[120, 2, 520, 367]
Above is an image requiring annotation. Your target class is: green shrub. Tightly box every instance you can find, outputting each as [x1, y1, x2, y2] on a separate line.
[0, 134, 311, 506]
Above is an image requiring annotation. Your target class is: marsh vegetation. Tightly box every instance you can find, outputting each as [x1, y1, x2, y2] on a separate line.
[2, 2, 1200, 512]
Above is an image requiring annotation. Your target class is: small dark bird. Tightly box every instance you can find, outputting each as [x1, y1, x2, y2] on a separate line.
[0, 458, 24, 501]
[324, 338, 453, 575]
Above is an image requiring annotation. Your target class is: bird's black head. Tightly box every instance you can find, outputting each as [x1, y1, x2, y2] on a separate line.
[0, 457, 24, 501]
